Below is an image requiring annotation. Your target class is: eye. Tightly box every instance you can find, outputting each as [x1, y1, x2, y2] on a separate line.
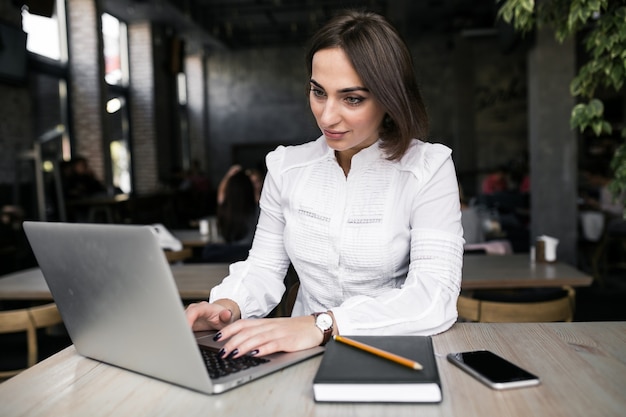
[345, 96, 364, 106]
[310, 87, 326, 98]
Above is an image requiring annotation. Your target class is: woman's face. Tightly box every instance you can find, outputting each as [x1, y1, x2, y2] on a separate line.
[309, 47, 386, 158]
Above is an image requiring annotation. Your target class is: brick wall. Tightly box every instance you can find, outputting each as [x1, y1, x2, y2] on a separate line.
[67, 0, 105, 181]
[128, 21, 159, 194]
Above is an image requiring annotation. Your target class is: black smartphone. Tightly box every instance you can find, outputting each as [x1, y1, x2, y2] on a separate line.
[447, 350, 540, 390]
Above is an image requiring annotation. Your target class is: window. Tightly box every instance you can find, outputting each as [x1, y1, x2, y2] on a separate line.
[102, 13, 128, 86]
[22, 3, 67, 62]
[106, 93, 132, 193]
[102, 13, 132, 193]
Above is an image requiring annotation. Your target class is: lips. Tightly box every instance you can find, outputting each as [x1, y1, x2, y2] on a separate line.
[323, 129, 347, 140]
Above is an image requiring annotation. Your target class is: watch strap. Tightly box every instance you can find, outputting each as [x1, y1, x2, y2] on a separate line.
[312, 312, 333, 346]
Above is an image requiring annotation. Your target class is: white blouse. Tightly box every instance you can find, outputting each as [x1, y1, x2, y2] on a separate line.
[210, 136, 465, 336]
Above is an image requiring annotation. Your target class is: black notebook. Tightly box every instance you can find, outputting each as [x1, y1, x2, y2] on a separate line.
[313, 335, 442, 403]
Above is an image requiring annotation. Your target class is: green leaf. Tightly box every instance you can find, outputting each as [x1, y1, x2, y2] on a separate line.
[571, 103, 587, 118]
[521, 0, 534, 12]
[592, 121, 603, 136]
[588, 99, 604, 118]
[570, 103, 589, 131]
[610, 64, 624, 89]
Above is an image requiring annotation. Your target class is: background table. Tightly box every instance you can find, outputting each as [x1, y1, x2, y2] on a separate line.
[0, 255, 592, 301]
[0, 322, 623, 416]
[461, 254, 593, 289]
[172, 229, 214, 247]
[0, 264, 230, 302]
[173, 219, 223, 247]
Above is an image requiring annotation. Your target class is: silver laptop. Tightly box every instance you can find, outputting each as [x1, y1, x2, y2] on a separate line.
[23, 221, 323, 394]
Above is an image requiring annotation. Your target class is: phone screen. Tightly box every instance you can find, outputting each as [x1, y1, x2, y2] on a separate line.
[447, 350, 540, 389]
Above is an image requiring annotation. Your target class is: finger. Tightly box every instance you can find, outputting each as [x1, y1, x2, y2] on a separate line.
[218, 308, 233, 325]
[184, 302, 202, 327]
[215, 320, 266, 357]
[220, 319, 292, 358]
[185, 302, 225, 331]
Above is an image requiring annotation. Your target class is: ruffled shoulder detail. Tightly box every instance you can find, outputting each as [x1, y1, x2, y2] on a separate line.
[397, 140, 453, 185]
[265, 136, 331, 175]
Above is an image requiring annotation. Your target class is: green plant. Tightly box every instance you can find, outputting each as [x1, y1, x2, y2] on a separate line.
[498, 0, 626, 216]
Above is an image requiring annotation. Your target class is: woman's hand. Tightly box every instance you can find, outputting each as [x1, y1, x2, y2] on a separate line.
[185, 299, 241, 331]
[214, 316, 324, 358]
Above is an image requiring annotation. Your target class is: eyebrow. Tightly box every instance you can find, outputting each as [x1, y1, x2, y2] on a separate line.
[310, 79, 369, 94]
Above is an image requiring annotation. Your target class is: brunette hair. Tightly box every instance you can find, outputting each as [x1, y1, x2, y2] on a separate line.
[217, 170, 257, 243]
[306, 10, 429, 160]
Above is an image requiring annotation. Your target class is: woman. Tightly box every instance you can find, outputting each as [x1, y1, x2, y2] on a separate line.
[215, 165, 259, 245]
[203, 166, 260, 262]
[186, 10, 464, 358]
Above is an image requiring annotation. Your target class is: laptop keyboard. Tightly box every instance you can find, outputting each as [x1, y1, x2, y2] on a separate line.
[200, 346, 270, 379]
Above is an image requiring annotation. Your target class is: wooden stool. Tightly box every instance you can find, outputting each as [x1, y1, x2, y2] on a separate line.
[457, 286, 576, 322]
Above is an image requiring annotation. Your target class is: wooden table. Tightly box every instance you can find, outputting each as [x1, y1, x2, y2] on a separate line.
[173, 222, 223, 247]
[170, 264, 229, 300]
[0, 322, 624, 416]
[172, 229, 214, 247]
[461, 254, 593, 289]
[0, 264, 230, 302]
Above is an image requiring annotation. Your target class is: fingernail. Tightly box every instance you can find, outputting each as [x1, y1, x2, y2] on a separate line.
[249, 349, 259, 356]
[213, 332, 222, 341]
[218, 348, 226, 357]
[227, 349, 239, 358]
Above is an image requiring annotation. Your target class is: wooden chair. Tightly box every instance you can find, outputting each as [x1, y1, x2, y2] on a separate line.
[457, 286, 576, 323]
[283, 282, 300, 317]
[0, 303, 63, 379]
[270, 265, 300, 318]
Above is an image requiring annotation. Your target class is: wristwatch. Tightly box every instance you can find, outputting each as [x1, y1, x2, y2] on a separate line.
[312, 312, 333, 346]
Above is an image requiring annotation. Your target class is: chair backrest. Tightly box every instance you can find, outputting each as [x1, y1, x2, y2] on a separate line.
[284, 282, 300, 317]
[0, 303, 63, 379]
[29, 303, 63, 329]
[457, 286, 575, 323]
[268, 265, 300, 318]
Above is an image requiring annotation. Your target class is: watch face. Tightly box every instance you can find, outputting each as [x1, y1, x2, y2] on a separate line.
[316, 313, 333, 330]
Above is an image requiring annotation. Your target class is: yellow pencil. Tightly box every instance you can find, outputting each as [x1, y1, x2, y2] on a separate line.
[333, 335, 423, 371]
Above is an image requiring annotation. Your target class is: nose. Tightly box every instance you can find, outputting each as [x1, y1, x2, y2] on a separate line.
[318, 99, 341, 127]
